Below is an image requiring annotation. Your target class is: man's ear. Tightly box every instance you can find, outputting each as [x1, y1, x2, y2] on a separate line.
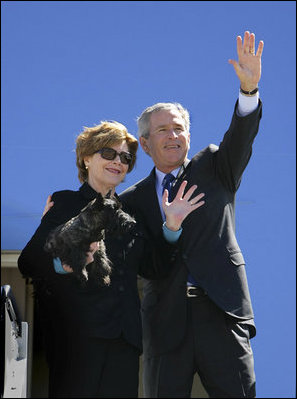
[139, 137, 150, 155]
[187, 132, 191, 150]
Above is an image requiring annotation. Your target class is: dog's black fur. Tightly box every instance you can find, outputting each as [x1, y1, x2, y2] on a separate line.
[44, 192, 136, 286]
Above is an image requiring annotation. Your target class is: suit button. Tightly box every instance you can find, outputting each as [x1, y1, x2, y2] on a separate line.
[182, 254, 188, 261]
[118, 285, 125, 292]
[118, 269, 124, 276]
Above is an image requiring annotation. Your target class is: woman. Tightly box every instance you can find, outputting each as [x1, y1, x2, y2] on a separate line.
[18, 120, 205, 398]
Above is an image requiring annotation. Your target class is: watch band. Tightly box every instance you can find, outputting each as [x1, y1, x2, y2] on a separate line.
[240, 87, 259, 96]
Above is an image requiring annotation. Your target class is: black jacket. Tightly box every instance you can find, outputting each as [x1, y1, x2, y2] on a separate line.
[18, 182, 176, 352]
[120, 101, 262, 357]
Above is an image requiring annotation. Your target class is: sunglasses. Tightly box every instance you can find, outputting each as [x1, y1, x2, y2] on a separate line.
[95, 147, 133, 166]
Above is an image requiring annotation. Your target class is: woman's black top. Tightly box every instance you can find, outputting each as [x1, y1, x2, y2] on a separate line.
[18, 182, 176, 352]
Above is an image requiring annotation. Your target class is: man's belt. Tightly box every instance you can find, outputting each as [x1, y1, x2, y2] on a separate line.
[186, 286, 207, 298]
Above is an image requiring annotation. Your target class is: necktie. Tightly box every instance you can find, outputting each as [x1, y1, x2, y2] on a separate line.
[162, 173, 175, 202]
[162, 173, 198, 287]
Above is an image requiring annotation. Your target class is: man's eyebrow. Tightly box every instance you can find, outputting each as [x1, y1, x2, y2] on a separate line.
[155, 122, 184, 129]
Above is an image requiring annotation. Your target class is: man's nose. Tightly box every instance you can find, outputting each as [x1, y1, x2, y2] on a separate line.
[168, 129, 178, 138]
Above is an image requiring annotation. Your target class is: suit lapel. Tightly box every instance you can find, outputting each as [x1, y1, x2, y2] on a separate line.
[136, 168, 164, 233]
[170, 159, 192, 200]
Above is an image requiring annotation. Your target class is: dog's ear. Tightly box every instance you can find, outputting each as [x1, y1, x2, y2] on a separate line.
[93, 193, 104, 208]
[105, 190, 112, 199]
[113, 195, 122, 208]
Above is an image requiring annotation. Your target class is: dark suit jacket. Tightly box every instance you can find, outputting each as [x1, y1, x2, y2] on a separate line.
[18, 182, 176, 353]
[120, 100, 262, 358]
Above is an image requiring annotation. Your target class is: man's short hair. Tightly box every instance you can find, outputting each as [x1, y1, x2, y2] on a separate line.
[137, 102, 190, 139]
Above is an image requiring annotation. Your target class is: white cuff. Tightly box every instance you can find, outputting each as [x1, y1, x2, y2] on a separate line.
[237, 90, 259, 117]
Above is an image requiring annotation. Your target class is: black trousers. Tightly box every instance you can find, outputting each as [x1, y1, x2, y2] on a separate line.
[50, 333, 140, 398]
[143, 294, 256, 398]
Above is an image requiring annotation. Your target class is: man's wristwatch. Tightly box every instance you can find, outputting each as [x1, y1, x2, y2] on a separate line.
[240, 87, 259, 96]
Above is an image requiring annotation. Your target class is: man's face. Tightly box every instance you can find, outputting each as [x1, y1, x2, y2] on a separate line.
[140, 109, 190, 173]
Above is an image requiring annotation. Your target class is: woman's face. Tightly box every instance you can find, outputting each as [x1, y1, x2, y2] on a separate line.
[84, 141, 131, 194]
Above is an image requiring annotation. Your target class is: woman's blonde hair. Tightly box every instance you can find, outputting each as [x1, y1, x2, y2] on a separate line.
[76, 121, 138, 183]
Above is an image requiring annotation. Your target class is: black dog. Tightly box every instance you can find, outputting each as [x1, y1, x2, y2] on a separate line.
[44, 192, 136, 286]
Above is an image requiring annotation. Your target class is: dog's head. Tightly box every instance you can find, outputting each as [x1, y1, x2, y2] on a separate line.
[99, 193, 136, 236]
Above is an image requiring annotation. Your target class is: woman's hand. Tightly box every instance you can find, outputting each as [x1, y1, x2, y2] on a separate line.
[162, 180, 205, 231]
[61, 242, 100, 272]
[85, 241, 100, 265]
[42, 195, 54, 217]
[61, 263, 73, 273]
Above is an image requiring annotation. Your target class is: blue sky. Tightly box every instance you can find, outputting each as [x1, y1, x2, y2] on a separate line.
[1, 1, 296, 397]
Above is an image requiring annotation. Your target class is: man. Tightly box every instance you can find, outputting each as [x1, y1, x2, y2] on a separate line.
[119, 31, 264, 398]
